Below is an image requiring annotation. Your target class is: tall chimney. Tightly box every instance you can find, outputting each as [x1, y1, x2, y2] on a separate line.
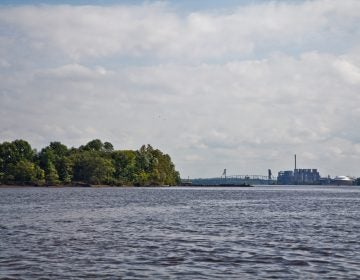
[294, 154, 297, 170]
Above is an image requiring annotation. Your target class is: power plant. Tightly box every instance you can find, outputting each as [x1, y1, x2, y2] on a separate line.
[277, 154, 320, 185]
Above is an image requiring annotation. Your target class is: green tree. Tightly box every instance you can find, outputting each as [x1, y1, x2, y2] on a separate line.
[151, 149, 180, 185]
[134, 171, 150, 186]
[12, 139, 35, 162]
[0, 140, 36, 184]
[38, 148, 57, 184]
[38, 142, 71, 185]
[48, 141, 68, 157]
[0, 139, 180, 187]
[133, 145, 180, 185]
[84, 139, 104, 152]
[112, 150, 137, 184]
[56, 157, 73, 184]
[0, 140, 34, 170]
[104, 142, 114, 152]
[136, 145, 155, 173]
[44, 161, 60, 185]
[11, 160, 44, 185]
[72, 152, 115, 185]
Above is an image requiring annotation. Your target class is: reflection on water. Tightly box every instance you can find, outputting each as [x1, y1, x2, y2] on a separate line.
[1, 186, 360, 279]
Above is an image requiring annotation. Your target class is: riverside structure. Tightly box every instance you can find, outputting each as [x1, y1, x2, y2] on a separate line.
[182, 169, 277, 186]
[277, 154, 321, 185]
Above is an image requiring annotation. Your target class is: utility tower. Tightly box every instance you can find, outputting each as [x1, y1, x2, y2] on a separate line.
[222, 168, 227, 179]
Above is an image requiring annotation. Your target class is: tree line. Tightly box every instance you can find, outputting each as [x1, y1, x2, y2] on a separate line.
[0, 139, 180, 186]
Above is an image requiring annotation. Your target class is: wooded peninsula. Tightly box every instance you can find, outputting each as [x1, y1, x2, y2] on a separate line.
[0, 139, 180, 186]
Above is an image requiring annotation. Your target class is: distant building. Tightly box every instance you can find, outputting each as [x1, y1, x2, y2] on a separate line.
[331, 176, 354, 186]
[277, 155, 321, 185]
[320, 176, 331, 185]
[278, 169, 320, 185]
[277, 170, 294, 185]
[294, 169, 320, 184]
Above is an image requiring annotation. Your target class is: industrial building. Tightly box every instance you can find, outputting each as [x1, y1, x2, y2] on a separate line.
[277, 155, 321, 185]
[331, 176, 354, 186]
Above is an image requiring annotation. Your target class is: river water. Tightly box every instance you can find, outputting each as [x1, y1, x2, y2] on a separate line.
[1, 185, 360, 279]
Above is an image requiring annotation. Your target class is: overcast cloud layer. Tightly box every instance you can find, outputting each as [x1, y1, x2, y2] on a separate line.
[1, 0, 360, 178]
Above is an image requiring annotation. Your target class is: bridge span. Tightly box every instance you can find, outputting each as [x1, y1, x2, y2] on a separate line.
[182, 174, 277, 186]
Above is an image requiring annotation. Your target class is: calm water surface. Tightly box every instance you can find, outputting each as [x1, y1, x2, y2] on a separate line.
[1, 186, 360, 279]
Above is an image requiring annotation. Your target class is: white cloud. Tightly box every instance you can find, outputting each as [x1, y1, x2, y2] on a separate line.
[1, 0, 359, 61]
[35, 63, 109, 80]
[0, 0, 360, 178]
[333, 59, 360, 85]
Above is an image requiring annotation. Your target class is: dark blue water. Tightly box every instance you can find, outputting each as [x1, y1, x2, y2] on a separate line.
[1, 186, 360, 279]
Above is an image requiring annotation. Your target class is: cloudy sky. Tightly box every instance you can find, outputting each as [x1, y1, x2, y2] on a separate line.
[1, 0, 360, 178]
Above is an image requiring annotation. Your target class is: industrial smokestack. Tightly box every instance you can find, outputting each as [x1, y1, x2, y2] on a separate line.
[294, 154, 297, 170]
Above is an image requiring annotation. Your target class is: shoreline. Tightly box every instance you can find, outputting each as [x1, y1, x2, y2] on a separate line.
[0, 184, 176, 188]
[0, 185, 255, 189]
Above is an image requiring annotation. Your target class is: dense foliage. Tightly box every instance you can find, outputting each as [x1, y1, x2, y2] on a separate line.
[0, 139, 180, 186]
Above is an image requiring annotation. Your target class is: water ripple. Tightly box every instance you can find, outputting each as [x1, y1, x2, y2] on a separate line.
[1, 186, 360, 279]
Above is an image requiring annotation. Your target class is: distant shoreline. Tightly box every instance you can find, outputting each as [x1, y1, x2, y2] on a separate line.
[0, 184, 175, 188]
[0, 184, 356, 189]
[0, 184, 255, 188]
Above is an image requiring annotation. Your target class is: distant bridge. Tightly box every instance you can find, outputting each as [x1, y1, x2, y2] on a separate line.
[182, 174, 277, 186]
